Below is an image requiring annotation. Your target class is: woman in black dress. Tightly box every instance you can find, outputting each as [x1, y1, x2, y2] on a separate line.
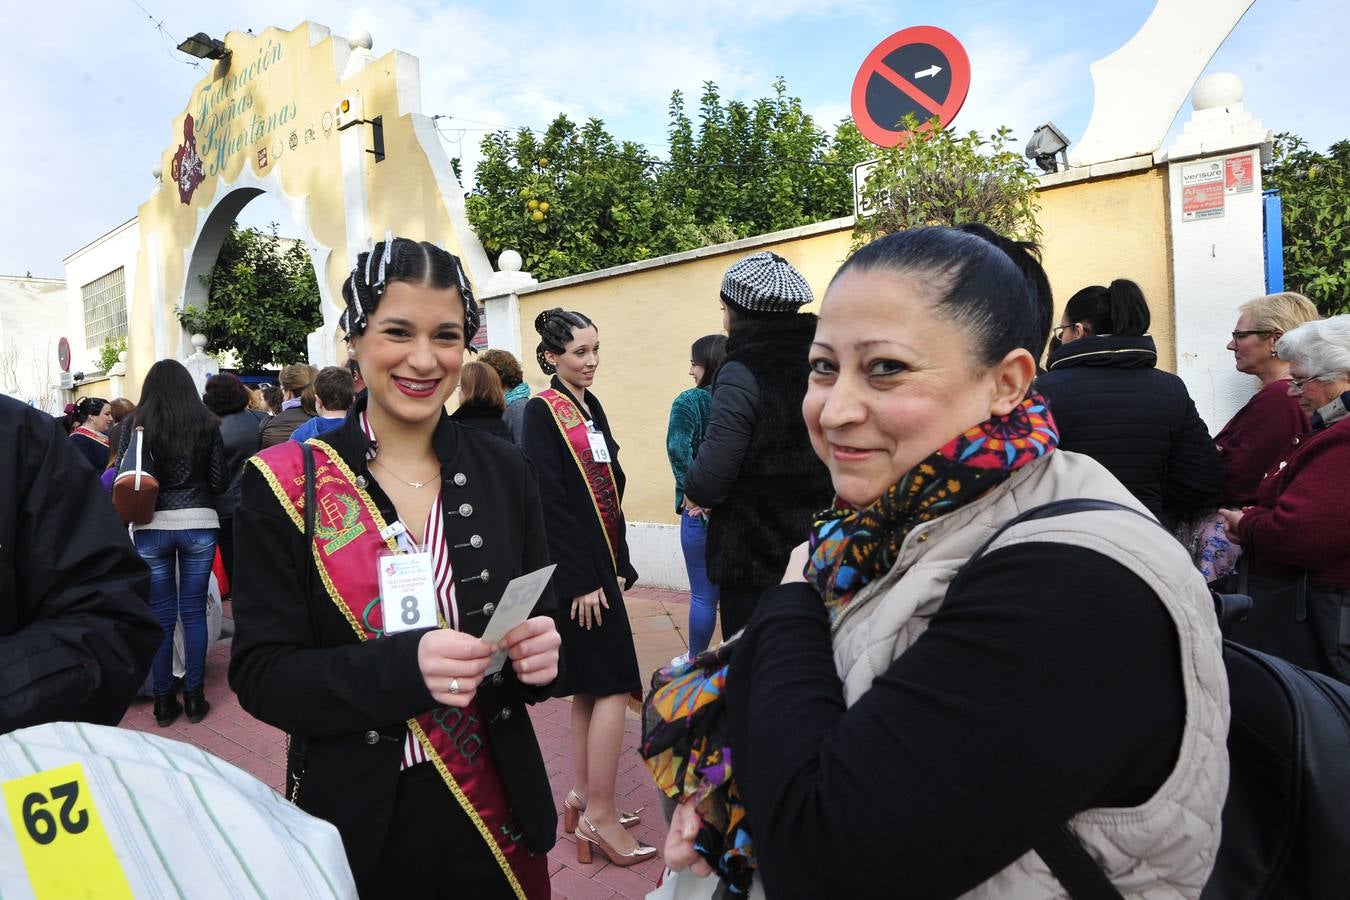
[521, 308, 654, 867]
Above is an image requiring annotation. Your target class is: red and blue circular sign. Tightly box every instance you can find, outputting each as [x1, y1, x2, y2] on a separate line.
[851, 25, 971, 147]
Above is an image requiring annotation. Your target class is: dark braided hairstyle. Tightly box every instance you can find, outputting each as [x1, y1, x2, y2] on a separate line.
[534, 308, 596, 375]
[340, 233, 481, 347]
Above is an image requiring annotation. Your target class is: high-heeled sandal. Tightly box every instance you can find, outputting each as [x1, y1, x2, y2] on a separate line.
[561, 789, 644, 834]
[575, 813, 657, 867]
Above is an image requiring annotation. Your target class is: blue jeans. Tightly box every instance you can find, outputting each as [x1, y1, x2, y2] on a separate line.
[135, 528, 217, 695]
[680, 510, 719, 655]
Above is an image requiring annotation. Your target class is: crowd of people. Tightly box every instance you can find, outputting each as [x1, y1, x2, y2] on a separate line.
[5, 224, 1348, 899]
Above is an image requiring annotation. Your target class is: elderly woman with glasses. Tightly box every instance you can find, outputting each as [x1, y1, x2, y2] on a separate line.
[1220, 314, 1350, 681]
[1215, 293, 1321, 505]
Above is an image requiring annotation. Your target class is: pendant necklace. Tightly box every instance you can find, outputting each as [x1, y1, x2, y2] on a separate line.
[372, 457, 437, 490]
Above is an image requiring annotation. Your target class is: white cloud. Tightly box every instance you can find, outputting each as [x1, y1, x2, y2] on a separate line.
[949, 25, 1093, 145]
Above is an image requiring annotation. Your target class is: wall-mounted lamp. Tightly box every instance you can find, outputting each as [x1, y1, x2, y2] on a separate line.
[176, 32, 230, 61]
[1025, 122, 1071, 174]
[335, 96, 385, 162]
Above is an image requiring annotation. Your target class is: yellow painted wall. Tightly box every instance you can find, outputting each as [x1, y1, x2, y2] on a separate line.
[516, 227, 853, 526]
[1038, 167, 1175, 369]
[126, 22, 479, 394]
[512, 166, 1174, 526]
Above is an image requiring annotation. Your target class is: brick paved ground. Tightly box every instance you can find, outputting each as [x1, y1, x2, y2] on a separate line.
[119, 587, 711, 900]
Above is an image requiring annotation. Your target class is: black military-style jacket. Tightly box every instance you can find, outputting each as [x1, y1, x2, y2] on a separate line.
[227, 396, 558, 890]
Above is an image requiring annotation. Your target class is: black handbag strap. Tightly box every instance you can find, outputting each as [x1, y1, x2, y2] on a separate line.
[960, 498, 1144, 900]
[962, 498, 1156, 573]
[302, 442, 316, 600]
[1035, 825, 1126, 900]
[288, 442, 318, 804]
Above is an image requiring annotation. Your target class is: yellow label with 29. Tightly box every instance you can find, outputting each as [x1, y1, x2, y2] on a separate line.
[3, 762, 132, 899]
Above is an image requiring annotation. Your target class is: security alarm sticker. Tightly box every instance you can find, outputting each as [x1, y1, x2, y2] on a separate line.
[1181, 160, 1225, 221]
[378, 549, 439, 634]
[1225, 154, 1254, 194]
[479, 564, 558, 674]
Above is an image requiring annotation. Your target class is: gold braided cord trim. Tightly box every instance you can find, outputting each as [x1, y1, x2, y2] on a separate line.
[249, 454, 306, 532]
[538, 391, 618, 572]
[409, 719, 526, 899]
[256, 443, 522, 897]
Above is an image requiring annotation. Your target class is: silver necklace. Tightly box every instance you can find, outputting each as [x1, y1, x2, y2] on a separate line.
[371, 457, 437, 490]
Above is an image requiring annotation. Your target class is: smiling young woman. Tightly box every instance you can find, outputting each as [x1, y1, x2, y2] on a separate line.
[230, 237, 562, 898]
[520, 308, 653, 868]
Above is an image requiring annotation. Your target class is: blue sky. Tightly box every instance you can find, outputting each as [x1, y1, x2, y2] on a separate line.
[2, 0, 1345, 277]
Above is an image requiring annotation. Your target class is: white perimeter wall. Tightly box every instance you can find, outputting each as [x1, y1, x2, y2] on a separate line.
[63, 218, 141, 375]
[0, 276, 68, 412]
[1168, 148, 1268, 433]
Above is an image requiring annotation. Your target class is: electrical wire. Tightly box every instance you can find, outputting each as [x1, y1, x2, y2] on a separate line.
[127, 0, 204, 70]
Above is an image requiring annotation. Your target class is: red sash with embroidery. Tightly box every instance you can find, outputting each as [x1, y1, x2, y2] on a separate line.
[249, 441, 548, 899]
[537, 389, 623, 570]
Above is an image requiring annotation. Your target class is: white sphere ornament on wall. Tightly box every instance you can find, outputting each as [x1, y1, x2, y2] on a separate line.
[152, 163, 163, 181]
[191, 333, 208, 352]
[497, 249, 523, 273]
[348, 28, 373, 50]
[1192, 72, 1243, 111]
[118, 350, 129, 364]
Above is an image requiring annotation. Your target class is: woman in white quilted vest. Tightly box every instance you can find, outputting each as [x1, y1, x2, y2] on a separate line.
[662, 225, 1230, 898]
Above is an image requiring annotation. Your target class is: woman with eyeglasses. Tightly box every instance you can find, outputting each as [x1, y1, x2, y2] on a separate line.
[1037, 279, 1224, 524]
[1213, 293, 1321, 505]
[1220, 314, 1350, 682]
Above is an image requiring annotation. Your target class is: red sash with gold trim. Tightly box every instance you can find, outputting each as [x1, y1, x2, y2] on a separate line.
[249, 440, 548, 899]
[537, 389, 623, 570]
[72, 426, 110, 447]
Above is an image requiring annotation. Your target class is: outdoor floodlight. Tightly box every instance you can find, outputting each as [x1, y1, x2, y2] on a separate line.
[177, 32, 230, 61]
[1026, 122, 1071, 174]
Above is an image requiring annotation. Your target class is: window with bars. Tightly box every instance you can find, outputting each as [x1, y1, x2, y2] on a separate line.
[82, 267, 128, 352]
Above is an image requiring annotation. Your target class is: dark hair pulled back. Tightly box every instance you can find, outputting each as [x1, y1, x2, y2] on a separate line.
[690, 334, 727, 389]
[534, 308, 596, 375]
[73, 396, 108, 425]
[340, 234, 481, 347]
[832, 225, 1054, 366]
[1062, 279, 1150, 337]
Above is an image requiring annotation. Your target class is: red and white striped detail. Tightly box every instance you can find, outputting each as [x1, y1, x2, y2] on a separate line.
[357, 414, 464, 769]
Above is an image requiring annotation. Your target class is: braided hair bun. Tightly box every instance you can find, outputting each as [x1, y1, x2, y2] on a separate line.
[534, 308, 596, 375]
[340, 234, 481, 348]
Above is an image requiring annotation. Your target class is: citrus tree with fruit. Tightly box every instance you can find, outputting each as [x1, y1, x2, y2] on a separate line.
[465, 79, 870, 281]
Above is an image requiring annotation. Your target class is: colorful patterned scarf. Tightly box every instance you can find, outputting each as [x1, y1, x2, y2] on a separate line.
[807, 394, 1058, 623]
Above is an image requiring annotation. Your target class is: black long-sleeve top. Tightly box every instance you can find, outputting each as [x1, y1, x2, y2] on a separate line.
[725, 543, 1184, 899]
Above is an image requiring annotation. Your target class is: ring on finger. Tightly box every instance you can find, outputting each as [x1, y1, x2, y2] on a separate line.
[449, 678, 461, 695]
